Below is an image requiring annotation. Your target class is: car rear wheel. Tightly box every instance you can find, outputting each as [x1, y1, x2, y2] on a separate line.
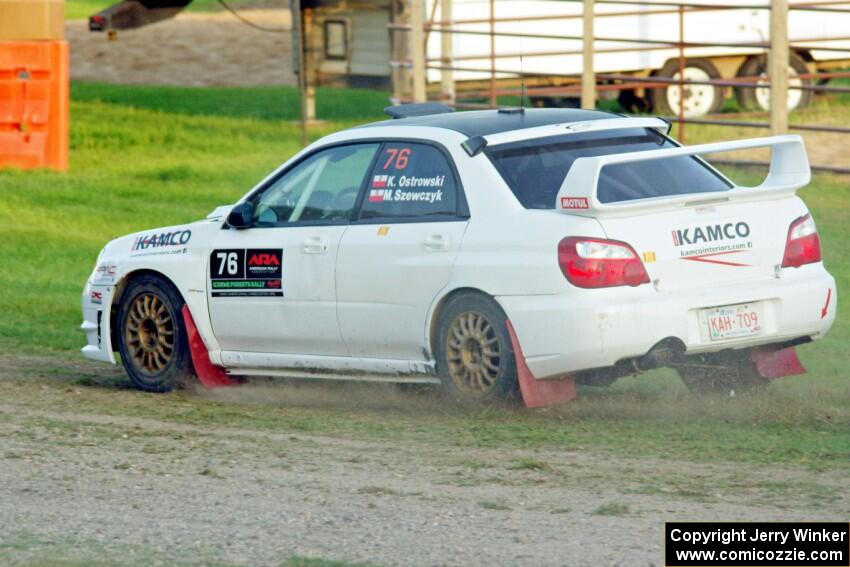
[676, 350, 769, 395]
[117, 274, 194, 392]
[435, 293, 518, 403]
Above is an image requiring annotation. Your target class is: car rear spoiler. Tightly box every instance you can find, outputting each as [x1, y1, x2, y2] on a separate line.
[462, 116, 671, 156]
[555, 134, 811, 219]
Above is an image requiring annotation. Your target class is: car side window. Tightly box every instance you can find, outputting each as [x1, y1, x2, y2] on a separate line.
[359, 143, 458, 221]
[252, 143, 379, 226]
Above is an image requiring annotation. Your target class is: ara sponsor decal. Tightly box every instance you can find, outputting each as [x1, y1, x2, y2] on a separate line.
[210, 248, 283, 297]
[560, 196, 589, 209]
[132, 229, 192, 252]
[246, 249, 282, 279]
[90, 290, 103, 304]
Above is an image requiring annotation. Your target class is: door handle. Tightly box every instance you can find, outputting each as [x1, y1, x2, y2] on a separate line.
[302, 236, 329, 254]
[423, 234, 449, 251]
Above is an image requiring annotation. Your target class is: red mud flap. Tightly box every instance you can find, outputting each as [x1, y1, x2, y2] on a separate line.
[506, 321, 576, 408]
[751, 345, 806, 379]
[181, 305, 241, 388]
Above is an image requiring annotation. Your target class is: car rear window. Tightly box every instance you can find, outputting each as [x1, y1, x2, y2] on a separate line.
[485, 128, 732, 208]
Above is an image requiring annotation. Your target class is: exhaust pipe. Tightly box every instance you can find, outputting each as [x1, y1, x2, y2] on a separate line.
[631, 338, 686, 372]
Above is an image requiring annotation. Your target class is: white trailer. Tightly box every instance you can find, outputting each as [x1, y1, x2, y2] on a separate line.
[304, 0, 850, 116]
[422, 0, 850, 115]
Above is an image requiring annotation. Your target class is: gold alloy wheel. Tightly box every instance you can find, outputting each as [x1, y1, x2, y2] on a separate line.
[125, 292, 175, 375]
[446, 311, 502, 394]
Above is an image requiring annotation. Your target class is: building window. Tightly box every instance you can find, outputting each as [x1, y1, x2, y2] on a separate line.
[324, 20, 348, 60]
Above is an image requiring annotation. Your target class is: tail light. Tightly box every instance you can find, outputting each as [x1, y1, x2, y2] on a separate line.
[558, 237, 650, 288]
[782, 214, 821, 268]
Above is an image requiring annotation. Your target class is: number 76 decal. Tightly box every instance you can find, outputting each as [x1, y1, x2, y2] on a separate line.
[383, 147, 411, 170]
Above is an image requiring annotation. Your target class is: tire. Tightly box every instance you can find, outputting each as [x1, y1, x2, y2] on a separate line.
[734, 52, 813, 112]
[117, 274, 194, 392]
[649, 58, 725, 117]
[435, 293, 518, 403]
[530, 96, 580, 109]
[676, 350, 769, 395]
[617, 89, 650, 114]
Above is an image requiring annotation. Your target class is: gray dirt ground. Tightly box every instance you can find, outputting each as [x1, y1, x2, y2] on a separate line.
[0, 356, 848, 566]
[67, 10, 295, 87]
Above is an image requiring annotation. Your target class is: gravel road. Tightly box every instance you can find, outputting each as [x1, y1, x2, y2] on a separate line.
[0, 357, 847, 566]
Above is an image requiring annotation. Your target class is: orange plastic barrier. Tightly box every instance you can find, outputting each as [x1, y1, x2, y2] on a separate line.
[0, 40, 69, 170]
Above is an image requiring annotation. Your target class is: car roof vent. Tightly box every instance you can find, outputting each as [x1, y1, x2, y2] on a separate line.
[383, 102, 455, 119]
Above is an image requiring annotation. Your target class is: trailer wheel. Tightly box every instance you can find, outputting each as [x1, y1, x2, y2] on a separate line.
[617, 90, 650, 113]
[676, 350, 769, 396]
[734, 52, 813, 112]
[649, 58, 724, 117]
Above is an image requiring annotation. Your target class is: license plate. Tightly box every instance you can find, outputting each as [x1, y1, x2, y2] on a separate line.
[703, 302, 763, 341]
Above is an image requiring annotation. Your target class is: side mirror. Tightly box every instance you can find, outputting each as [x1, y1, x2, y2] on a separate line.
[227, 201, 254, 229]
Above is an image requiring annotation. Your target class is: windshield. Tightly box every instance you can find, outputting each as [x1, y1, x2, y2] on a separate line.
[485, 127, 732, 208]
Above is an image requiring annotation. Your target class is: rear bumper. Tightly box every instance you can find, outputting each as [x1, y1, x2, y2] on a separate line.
[497, 264, 837, 379]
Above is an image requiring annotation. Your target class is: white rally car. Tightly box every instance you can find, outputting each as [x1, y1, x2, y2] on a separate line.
[81, 104, 836, 407]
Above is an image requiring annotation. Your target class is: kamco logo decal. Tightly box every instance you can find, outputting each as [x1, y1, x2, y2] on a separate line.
[132, 229, 191, 251]
[672, 222, 750, 247]
[673, 221, 753, 267]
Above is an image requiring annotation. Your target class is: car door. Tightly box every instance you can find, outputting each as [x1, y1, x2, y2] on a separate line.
[208, 142, 380, 355]
[336, 141, 470, 361]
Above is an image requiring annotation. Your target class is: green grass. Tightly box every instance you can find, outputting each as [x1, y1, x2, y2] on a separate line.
[71, 82, 390, 123]
[0, 82, 848, 470]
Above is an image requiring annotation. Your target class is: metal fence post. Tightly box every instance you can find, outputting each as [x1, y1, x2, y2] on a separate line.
[678, 4, 685, 142]
[440, 0, 455, 105]
[411, 0, 427, 103]
[489, 0, 497, 107]
[581, 0, 595, 109]
[770, 0, 789, 134]
[294, 0, 308, 146]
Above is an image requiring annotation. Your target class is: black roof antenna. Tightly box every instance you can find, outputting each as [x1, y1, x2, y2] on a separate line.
[497, 20, 526, 115]
[519, 18, 527, 112]
[520, 52, 526, 111]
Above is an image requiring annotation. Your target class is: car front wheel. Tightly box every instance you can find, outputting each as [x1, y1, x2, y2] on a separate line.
[117, 274, 194, 392]
[435, 293, 519, 403]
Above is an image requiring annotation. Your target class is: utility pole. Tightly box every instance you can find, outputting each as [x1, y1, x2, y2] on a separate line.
[770, 0, 789, 134]
[410, 0, 427, 103]
[440, 0, 455, 105]
[294, 0, 308, 146]
[581, 0, 595, 110]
